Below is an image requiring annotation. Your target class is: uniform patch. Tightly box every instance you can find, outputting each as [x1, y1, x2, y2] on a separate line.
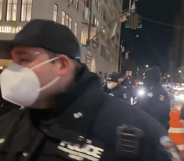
[147, 93, 153, 97]
[109, 93, 114, 96]
[143, 73, 146, 79]
[58, 140, 104, 161]
[160, 136, 182, 161]
[123, 94, 127, 98]
[130, 97, 137, 105]
[159, 95, 164, 101]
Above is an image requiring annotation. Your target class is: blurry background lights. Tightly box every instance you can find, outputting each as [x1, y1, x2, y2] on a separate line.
[145, 65, 149, 68]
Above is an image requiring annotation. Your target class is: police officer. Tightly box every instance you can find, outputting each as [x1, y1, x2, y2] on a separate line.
[118, 73, 125, 85]
[0, 20, 180, 161]
[105, 72, 128, 100]
[102, 79, 108, 93]
[135, 66, 170, 131]
[118, 73, 135, 104]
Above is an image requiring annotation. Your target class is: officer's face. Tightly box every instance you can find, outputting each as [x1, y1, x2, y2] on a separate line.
[118, 78, 124, 83]
[10, 46, 75, 98]
[107, 81, 118, 88]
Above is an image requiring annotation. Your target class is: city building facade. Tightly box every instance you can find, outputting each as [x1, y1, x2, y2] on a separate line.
[86, 0, 123, 80]
[0, 0, 123, 78]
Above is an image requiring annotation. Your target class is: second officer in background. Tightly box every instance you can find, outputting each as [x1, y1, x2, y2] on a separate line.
[118, 73, 125, 85]
[134, 66, 170, 131]
[105, 72, 128, 101]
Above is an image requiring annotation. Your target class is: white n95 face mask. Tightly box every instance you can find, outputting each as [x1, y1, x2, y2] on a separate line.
[107, 83, 112, 89]
[0, 57, 60, 107]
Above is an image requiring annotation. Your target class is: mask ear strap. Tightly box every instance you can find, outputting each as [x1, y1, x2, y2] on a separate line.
[32, 57, 58, 70]
[37, 76, 60, 92]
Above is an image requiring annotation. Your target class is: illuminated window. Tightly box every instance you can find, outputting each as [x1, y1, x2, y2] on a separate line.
[80, 28, 86, 44]
[6, 0, 18, 21]
[61, 11, 66, 25]
[65, 14, 69, 27]
[97, 0, 100, 11]
[69, 17, 72, 30]
[95, 18, 99, 27]
[0, 0, 3, 20]
[76, 0, 79, 10]
[53, 4, 58, 22]
[21, 0, 32, 21]
[69, 0, 73, 4]
[74, 22, 78, 36]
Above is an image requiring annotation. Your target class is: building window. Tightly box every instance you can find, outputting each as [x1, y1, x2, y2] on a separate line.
[74, 22, 78, 36]
[81, 28, 86, 44]
[94, 0, 97, 6]
[0, 0, 3, 20]
[69, 17, 72, 30]
[97, 0, 100, 11]
[69, 0, 73, 4]
[6, 0, 18, 21]
[76, 0, 79, 10]
[101, 44, 105, 57]
[21, 0, 32, 21]
[95, 18, 99, 27]
[61, 11, 66, 25]
[65, 14, 69, 27]
[53, 4, 58, 22]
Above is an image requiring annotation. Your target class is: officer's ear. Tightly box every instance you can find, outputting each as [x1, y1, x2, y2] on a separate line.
[57, 55, 75, 76]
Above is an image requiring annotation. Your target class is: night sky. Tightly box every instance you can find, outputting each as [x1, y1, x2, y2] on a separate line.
[121, 0, 181, 72]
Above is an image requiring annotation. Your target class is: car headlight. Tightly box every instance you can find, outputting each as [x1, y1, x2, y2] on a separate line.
[138, 90, 145, 96]
[179, 94, 184, 100]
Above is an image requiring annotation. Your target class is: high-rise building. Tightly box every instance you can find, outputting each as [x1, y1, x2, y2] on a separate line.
[84, 0, 123, 79]
[0, 0, 123, 77]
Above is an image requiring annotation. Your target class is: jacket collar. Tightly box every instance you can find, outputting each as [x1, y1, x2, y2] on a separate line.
[30, 65, 103, 136]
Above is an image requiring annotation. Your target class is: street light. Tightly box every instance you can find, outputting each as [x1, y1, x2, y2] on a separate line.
[167, 75, 170, 77]
[179, 70, 182, 73]
[145, 65, 149, 68]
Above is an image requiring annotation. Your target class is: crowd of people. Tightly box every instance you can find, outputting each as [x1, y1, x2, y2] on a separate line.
[0, 19, 182, 161]
[102, 66, 170, 131]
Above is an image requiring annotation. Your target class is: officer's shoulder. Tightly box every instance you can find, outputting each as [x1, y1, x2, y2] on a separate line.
[153, 87, 169, 101]
[92, 93, 167, 143]
[0, 108, 25, 126]
[120, 85, 127, 89]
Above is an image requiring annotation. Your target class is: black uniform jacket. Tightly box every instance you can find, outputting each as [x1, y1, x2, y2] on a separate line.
[0, 65, 174, 161]
[107, 84, 128, 100]
[136, 66, 170, 131]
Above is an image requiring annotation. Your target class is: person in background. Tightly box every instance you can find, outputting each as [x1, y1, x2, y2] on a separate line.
[0, 19, 179, 161]
[105, 72, 130, 101]
[118, 73, 125, 85]
[102, 79, 108, 93]
[134, 66, 170, 131]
